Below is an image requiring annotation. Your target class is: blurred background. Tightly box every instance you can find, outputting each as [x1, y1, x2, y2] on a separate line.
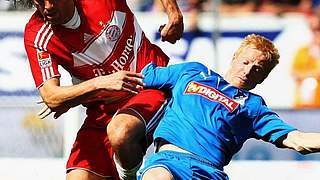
[1, 0, 320, 179]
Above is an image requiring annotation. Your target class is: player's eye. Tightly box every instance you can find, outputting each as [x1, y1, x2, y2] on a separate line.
[242, 59, 249, 65]
[253, 65, 262, 73]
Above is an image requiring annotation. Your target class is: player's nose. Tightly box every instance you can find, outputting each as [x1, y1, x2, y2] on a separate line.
[44, 0, 54, 12]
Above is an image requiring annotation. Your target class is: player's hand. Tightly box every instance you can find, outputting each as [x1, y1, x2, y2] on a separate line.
[95, 71, 144, 94]
[37, 100, 70, 119]
[37, 101, 52, 119]
[159, 13, 184, 44]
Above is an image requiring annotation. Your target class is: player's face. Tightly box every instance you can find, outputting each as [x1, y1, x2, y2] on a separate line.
[33, 0, 75, 25]
[227, 46, 269, 90]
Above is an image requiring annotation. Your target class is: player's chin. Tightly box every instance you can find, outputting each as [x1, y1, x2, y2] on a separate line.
[45, 17, 62, 26]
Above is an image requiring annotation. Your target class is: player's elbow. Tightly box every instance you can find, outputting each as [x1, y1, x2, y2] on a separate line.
[40, 87, 64, 109]
[39, 83, 65, 109]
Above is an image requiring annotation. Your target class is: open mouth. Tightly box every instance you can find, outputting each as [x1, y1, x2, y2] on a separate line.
[45, 12, 58, 24]
[238, 77, 247, 84]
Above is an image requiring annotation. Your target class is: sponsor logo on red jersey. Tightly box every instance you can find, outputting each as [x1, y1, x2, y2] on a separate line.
[37, 51, 52, 69]
[106, 25, 121, 41]
[184, 81, 239, 112]
[109, 35, 134, 73]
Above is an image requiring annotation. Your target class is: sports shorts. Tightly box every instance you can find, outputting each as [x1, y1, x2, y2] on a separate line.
[137, 150, 229, 180]
[66, 89, 167, 178]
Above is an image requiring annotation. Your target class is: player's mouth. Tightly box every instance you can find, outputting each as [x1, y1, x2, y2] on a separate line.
[238, 76, 247, 84]
[45, 12, 59, 24]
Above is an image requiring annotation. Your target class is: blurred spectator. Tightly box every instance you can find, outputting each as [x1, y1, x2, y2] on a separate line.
[184, 0, 210, 31]
[291, 6, 320, 108]
[220, 0, 260, 14]
[0, 0, 11, 10]
[0, 0, 33, 11]
[258, 0, 312, 15]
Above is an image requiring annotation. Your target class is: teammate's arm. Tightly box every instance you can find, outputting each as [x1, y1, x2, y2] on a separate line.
[158, 0, 184, 44]
[279, 130, 320, 154]
[38, 71, 144, 118]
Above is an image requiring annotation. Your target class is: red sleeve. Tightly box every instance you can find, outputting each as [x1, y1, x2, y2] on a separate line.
[24, 18, 61, 88]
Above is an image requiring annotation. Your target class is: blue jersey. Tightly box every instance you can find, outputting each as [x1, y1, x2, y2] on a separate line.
[142, 62, 296, 168]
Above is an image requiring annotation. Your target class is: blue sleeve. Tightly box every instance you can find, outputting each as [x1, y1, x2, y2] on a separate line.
[142, 62, 206, 90]
[253, 104, 297, 144]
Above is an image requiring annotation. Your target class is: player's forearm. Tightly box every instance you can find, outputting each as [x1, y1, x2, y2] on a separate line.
[40, 77, 101, 109]
[281, 130, 320, 154]
[160, 0, 183, 22]
[40, 71, 143, 109]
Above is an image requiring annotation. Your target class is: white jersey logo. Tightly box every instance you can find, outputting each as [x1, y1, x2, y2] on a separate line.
[72, 11, 126, 67]
[72, 11, 143, 72]
[184, 81, 239, 112]
[106, 25, 121, 41]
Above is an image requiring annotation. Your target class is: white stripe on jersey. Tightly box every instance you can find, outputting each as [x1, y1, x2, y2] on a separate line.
[130, 16, 143, 72]
[34, 24, 47, 49]
[34, 23, 54, 83]
[73, 11, 127, 67]
[43, 31, 54, 51]
[45, 67, 50, 81]
[38, 25, 52, 50]
[49, 66, 54, 76]
[41, 68, 46, 81]
[72, 52, 99, 65]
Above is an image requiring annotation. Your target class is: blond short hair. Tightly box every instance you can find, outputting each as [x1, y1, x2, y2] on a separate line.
[234, 34, 280, 72]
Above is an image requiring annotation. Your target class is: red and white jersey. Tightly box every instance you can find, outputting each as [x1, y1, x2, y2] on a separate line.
[24, 0, 169, 88]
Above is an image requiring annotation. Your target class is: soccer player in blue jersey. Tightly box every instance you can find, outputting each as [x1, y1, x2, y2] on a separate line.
[137, 34, 320, 180]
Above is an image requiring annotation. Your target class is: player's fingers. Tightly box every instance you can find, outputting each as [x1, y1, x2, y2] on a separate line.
[122, 82, 140, 94]
[36, 99, 44, 104]
[122, 88, 139, 94]
[38, 106, 52, 119]
[166, 38, 177, 44]
[54, 111, 63, 119]
[160, 24, 171, 40]
[125, 71, 144, 78]
[38, 105, 48, 116]
[160, 30, 180, 44]
[159, 24, 165, 33]
[124, 77, 144, 87]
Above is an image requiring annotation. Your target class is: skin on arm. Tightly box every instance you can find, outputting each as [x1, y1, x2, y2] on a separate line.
[280, 130, 320, 154]
[38, 71, 144, 119]
[158, 0, 184, 44]
[142, 167, 174, 180]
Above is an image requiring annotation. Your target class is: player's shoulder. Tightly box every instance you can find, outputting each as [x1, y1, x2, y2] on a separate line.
[177, 61, 209, 73]
[181, 61, 207, 68]
[24, 11, 48, 38]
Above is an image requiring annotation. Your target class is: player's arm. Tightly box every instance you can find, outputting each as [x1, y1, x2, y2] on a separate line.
[278, 130, 320, 155]
[158, 0, 184, 44]
[253, 102, 320, 155]
[38, 71, 144, 117]
[142, 63, 182, 90]
[142, 62, 203, 89]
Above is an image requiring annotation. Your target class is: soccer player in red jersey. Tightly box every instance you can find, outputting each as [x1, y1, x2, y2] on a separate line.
[24, 0, 183, 179]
